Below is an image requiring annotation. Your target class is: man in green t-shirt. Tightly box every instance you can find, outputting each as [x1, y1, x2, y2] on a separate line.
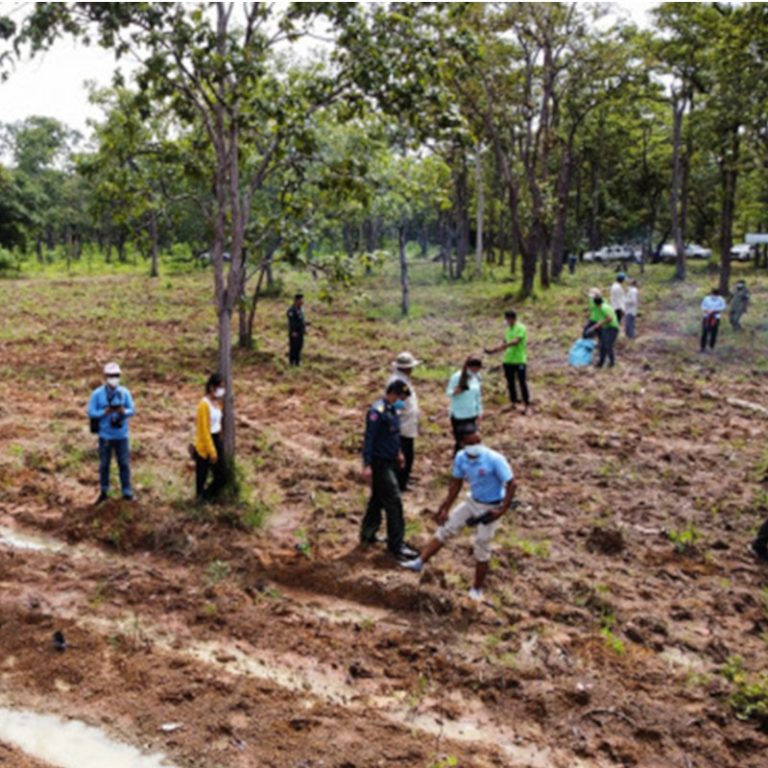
[486, 310, 530, 412]
[590, 296, 619, 368]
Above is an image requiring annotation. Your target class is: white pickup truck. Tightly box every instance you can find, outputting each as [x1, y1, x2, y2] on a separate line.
[583, 245, 637, 263]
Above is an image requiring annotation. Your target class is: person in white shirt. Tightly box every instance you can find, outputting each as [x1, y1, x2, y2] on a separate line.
[625, 280, 639, 339]
[609, 273, 627, 325]
[700, 288, 727, 352]
[387, 351, 421, 491]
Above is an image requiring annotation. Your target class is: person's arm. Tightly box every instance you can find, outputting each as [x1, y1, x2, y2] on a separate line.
[121, 389, 135, 418]
[485, 335, 520, 354]
[361, 408, 382, 481]
[487, 479, 517, 521]
[196, 400, 216, 461]
[87, 389, 104, 419]
[436, 477, 464, 524]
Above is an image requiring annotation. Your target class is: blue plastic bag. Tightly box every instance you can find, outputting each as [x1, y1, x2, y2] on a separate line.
[569, 338, 596, 367]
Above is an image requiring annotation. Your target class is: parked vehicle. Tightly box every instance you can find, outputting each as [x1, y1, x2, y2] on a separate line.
[656, 242, 712, 263]
[583, 245, 638, 263]
[730, 243, 756, 262]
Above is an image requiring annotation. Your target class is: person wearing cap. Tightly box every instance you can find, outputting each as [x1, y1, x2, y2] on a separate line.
[387, 352, 421, 492]
[401, 431, 516, 601]
[193, 372, 226, 501]
[87, 362, 136, 503]
[610, 273, 627, 326]
[287, 293, 308, 366]
[589, 297, 619, 368]
[700, 287, 726, 352]
[728, 280, 750, 331]
[625, 279, 639, 339]
[485, 310, 529, 413]
[447, 356, 483, 454]
[584, 288, 602, 340]
[360, 380, 418, 561]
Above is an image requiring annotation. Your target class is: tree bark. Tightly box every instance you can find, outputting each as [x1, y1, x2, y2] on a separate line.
[399, 223, 409, 316]
[149, 209, 159, 278]
[475, 143, 484, 277]
[670, 96, 686, 280]
[718, 125, 740, 296]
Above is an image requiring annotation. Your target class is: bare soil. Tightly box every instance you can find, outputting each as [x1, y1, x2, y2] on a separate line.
[1, 269, 768, 767]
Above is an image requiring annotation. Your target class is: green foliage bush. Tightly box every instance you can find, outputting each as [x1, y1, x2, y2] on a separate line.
[722, 656, 768, 727]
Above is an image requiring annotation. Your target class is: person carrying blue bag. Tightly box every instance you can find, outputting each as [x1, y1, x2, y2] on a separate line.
[87, 361, 136, 504]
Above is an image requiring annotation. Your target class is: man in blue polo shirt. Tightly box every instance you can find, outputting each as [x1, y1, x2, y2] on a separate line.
[401, 432, 516, 600]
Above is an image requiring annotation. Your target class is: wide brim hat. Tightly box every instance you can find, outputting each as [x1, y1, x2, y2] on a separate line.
[392, 351, 422, 368]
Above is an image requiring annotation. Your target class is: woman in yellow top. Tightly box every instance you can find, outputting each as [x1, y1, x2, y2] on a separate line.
[194, 373, 226, 500]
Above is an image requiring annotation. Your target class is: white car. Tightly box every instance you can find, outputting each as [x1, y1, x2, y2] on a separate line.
[657, 242, 711, 262]
[584, 245, 637, 263]
[730, 243, 755, 261]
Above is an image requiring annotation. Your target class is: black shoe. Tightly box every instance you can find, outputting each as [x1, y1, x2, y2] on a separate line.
[95, 492, 109, 506]
[122, 494, 134, 502]
[749, 542, 768, 563]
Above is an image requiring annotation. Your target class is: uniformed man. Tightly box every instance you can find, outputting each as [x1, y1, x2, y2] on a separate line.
[729, 280, 750, 330]
[360, 380, 419, 560]
[287, 293, 308, 366]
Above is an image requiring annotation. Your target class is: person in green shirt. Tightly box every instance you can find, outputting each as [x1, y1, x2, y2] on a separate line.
[486, 310, 530, 412]
[590, 296, 619, 368]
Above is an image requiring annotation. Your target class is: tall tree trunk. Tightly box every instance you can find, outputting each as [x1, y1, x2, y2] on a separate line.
[454, 155, 470, 278]
[149, 209, 159, 278]
[718, 126, 740, 296]
[671, 96, 686, 280]
[399, 223, 409, 316]
[475, 143, 484, 277]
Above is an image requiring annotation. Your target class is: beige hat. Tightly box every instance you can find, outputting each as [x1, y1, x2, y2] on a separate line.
[104, 361, 121, 376]
[392, 351, 422, 369]
[588, 287, 601, 299]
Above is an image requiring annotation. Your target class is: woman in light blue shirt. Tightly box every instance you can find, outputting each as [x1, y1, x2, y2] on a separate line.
[446, 356, 483, 454]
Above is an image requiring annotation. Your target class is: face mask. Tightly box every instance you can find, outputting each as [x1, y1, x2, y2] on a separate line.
[465, 445, 483, 458]
[393, 399, 406, 411]
[106, 377, 120, 388]
[214, 387, 226, 399]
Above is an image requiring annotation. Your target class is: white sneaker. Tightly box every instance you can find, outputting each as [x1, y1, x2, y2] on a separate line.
[400, 557, 423, 572]
[468, 588, 484, 601]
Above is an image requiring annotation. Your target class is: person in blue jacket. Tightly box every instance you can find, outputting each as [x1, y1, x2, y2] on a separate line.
[87, 361, 136, 503]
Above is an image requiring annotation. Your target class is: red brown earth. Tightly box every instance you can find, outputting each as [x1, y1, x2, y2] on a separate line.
[1, 271, 767, 767]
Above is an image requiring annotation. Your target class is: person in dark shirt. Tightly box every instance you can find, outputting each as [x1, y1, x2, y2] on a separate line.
[287, 293, 308, 366]
[360, 380, 418, 561]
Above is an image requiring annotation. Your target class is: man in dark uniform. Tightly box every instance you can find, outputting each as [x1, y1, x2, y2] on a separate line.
[360, 380, 419, 560]
[287, 293, 307, 366]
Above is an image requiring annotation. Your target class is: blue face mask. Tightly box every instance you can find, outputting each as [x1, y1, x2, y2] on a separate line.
[393, 399, 406, 411]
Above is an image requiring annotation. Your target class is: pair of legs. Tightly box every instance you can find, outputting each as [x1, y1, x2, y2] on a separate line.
[598, 327, 619, 367]
[450, 416, 478, 455]
[98, 437, 132, 499]
[700, 318, 719, 351]
[413, 497, 499, 590]
[397, 436, 415, 491]
[195, 433, 226, 500]
[360, 459, 405, 555]
[625, 313, 636, 339]
[728, 311, 743, 331]
[751, 518, 768, 562]
[503, 363, 530, 407]
[289, 334, 304, 365]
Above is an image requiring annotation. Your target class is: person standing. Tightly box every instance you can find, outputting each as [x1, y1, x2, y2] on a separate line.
[401, 431, 516, 601]
[590, 297, 619, 368]
[193, 373, 226, 501]
[700, 287, 726, 352]
[610, 273, 627, 326]
[567, 252, 577, 275]
[87, 362, 136, 503]
[728, 280, 750, 330]
[287, 293, 308, 366]
[387, 351, 421, 492]
[625, 279, 639, 340]
[360, 380, 418, 560]
[447, 356, 483, 454]
[485, 310, 530, 413]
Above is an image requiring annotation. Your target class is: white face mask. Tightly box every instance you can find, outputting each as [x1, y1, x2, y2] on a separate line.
[465, 444, 483, 458]
[106, 377, 120, 388]
[214, 387, 226, 399]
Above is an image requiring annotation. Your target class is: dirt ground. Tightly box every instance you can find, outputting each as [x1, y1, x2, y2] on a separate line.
[1, 265, 768, 767]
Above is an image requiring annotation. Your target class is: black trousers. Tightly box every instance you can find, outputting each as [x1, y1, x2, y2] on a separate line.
[195, 433, 226, 500]
[615, 308, 624, 325]
[700, 318, 719, 350]
[289, 333, 304, 365]
[360, 459, 404, 554]
[450, 415, 478, 455]
[397, 436, 414, 491]
[598, 327, 619, 368]
[503, 363, 530, 405]
[753, 518, 768, 555]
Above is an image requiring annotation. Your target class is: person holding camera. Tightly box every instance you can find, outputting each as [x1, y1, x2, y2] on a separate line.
[87, 361, 136, 503]
[400, 431, 516, 601]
